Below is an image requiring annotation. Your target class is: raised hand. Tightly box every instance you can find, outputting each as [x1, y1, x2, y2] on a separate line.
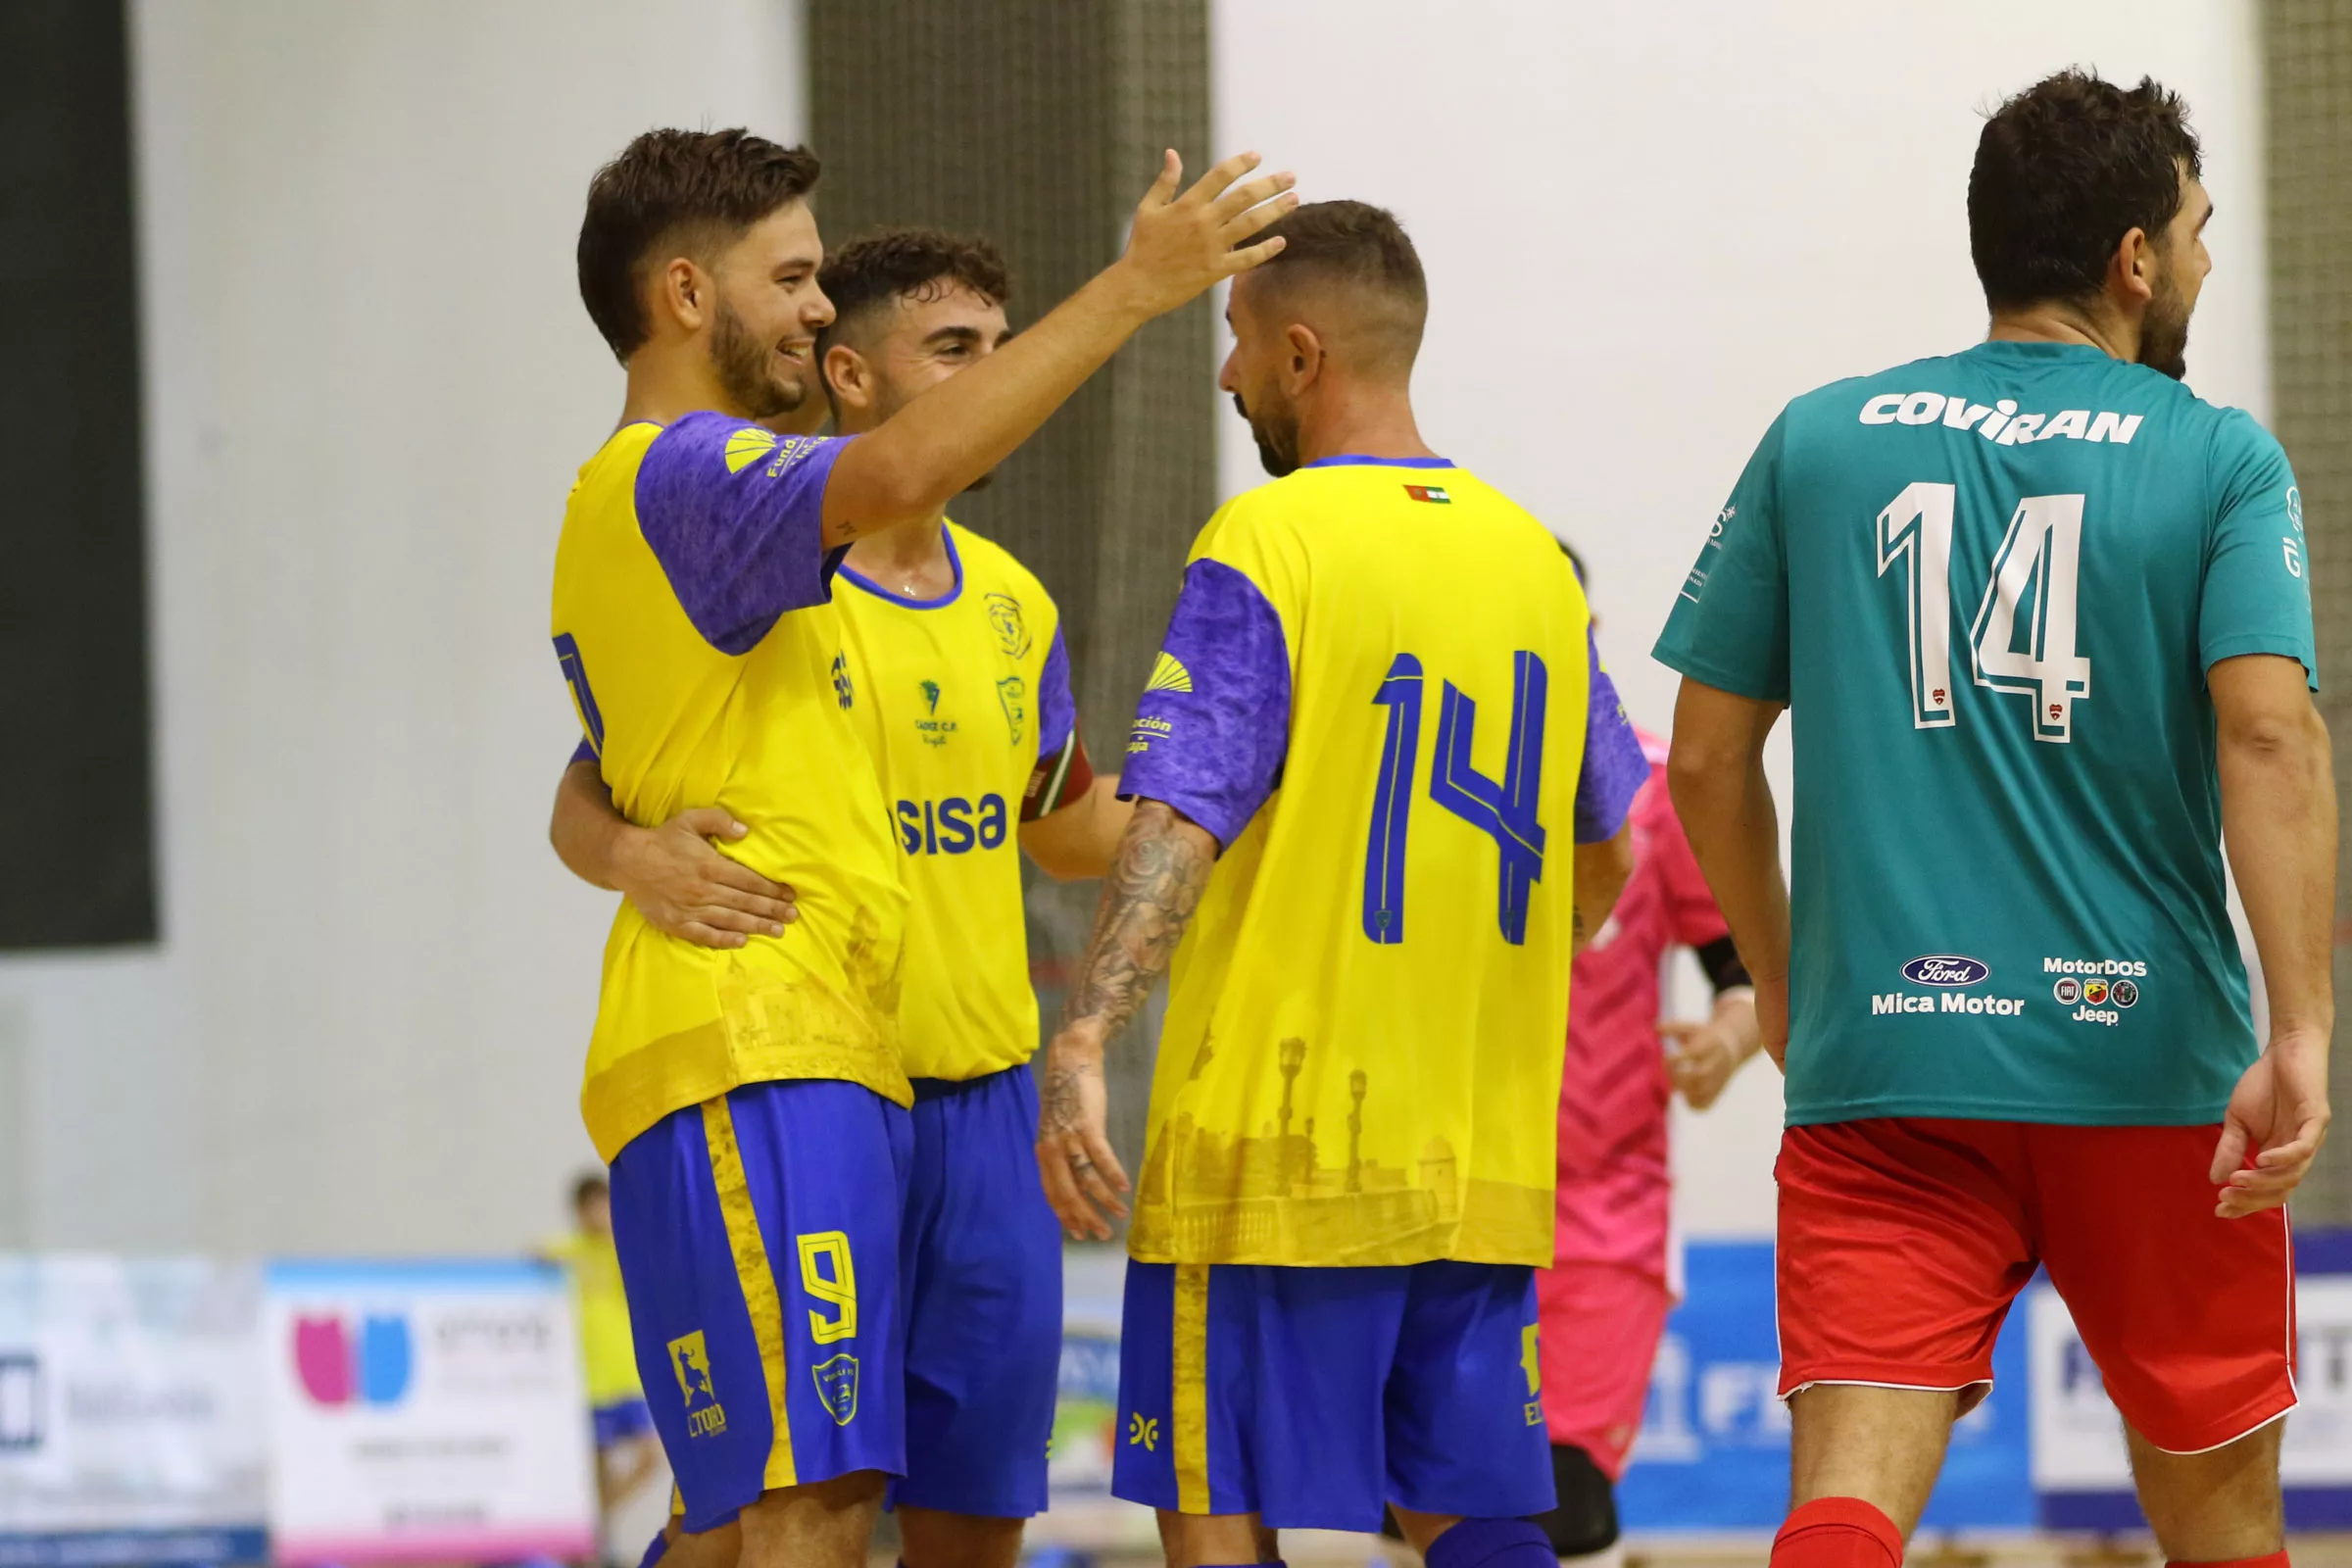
[1109, 149, 1298, 318]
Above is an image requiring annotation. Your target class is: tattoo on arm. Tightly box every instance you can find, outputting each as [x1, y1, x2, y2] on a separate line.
[1061, 801, 1216, 1041]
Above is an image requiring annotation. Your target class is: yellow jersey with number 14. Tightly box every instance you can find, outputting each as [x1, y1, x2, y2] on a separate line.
[1118, 457, 1649, 1268]
[550, 415, 909, 1162]
[835, 520, 1081, 1082]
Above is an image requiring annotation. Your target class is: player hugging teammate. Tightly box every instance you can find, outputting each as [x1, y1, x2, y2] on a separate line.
[548, 62, 2334, 1568]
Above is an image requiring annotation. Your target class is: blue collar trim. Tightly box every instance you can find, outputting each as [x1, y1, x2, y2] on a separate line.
[1301, 455, 1456, 469]
[839, 525, 964, 609]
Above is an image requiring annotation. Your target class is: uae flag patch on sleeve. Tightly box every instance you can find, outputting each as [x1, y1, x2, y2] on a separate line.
[1403, 483, 1450, 504]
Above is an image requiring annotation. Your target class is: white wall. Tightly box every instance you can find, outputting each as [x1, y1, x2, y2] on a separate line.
[0, 0, 805, 1253]
[1212, 0, 2270, 1236]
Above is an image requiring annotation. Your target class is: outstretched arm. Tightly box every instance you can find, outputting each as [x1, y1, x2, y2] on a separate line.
[2209, 653, 2336, 1217]
[1035, 800, 1217, 1239]
[1666, 677, 1791, 1068]
[549, 759, 797, 949]
[819, 153, 1296, 545]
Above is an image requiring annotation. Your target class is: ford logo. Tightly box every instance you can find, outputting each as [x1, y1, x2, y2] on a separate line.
[1902, 956, 1989, 987]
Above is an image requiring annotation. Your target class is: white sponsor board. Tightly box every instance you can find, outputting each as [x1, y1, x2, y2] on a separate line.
[0, 1256, 268, 1565]
[262, 1258, 596, 1564]
[2031, 1276, 2352, 1492]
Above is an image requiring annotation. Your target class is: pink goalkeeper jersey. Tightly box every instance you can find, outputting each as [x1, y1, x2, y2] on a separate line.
[1553, 730, 1730, 1280]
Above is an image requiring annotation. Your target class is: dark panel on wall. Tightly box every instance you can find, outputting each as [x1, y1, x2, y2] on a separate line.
[0, 1, 158, 949]
[809, 0, 1216, 1172]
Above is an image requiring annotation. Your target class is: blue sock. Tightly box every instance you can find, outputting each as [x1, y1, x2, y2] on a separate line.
[1426, 1518, 1557, 1568]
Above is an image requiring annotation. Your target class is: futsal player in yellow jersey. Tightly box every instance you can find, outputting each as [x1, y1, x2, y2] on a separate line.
[550, 127, 1295, 1568]
[1036, 203, 1644, 1568]
[554, 229, 1129, 1568]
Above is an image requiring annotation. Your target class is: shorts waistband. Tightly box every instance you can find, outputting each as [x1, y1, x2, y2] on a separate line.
[908, 1064, 1029, 1102]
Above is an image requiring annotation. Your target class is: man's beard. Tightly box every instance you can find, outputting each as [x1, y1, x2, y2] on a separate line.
[1234, 391, 1299, 477]
[711, 299, 807, 418]
[2138, 264, 2191, 381]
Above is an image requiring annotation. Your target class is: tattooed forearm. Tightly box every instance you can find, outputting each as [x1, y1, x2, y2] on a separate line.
[1061, 801, 1217, 1041]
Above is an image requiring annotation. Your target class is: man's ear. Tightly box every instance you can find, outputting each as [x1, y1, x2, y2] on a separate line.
[2109, 224, 2157, 309]
[824, 342, 872, 411]
[1283, 321, 1326, 391]
[653, 256, 710, 336]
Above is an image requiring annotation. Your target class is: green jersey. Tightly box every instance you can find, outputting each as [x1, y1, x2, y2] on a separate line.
[1654, 340, 2316, 1127]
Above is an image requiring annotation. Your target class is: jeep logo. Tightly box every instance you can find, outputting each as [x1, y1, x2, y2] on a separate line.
[1901, 956, 1989, 987]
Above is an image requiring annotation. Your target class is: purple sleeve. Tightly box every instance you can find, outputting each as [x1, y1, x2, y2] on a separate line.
[1576, 629, 1646, 843]
[569, 737, 597, 768]
[1037, 625, 1078, 760]
[1120, 559, 1291, 849]
[635, 414, 851, 655]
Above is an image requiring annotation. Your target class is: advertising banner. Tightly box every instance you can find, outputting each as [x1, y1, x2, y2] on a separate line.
[0, 1256, 268, 1567]
[262, 1258, 595, 1564]
[1618, 1241, 2033, 1532]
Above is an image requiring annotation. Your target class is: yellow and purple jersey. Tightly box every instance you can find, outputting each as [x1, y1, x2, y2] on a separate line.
[1119, 457, 1647, 1268]
[551, 416, 908, 1162]
[835, 520, 1081, 1081]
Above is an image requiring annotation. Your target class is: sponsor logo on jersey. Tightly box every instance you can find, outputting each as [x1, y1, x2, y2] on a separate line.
[2042, 956, 2148, 976]
[1404, 483, 1451, 504]
[831, 651, 854, 710]
[2112, 979, 2139, 1008]
[2072, 1006, 2121, 1026]
[1871, 993, 2026, 1017]
[896, 795, 1009, 855]
[2083, 979, 2110, 1005]
[985, 593, 1031, 659]
[2054, 977, 2082, 1005]
[1902, 955, 1989, 987]
[1857, 392, 2142, 447]
[1127, 713, 1173, 756]
[722, 426, 779, 473]
[1146, 652, 1193, 695]
[667, 1331, 727, 1438]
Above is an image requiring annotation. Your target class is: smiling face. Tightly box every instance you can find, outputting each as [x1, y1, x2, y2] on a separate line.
[705, 200, 835, 417]
[825, 279, 1012, 486]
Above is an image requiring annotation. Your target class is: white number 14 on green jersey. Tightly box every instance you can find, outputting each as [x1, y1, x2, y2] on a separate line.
[1878, 482, 2093, 742]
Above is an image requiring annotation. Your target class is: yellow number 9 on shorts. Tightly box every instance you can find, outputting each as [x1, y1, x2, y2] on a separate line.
[797, 1231, 858, 1345]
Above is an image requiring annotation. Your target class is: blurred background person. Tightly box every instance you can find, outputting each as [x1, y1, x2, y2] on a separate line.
[542, 1173, 666, 1560]
[1533, 553, 1762, 1567]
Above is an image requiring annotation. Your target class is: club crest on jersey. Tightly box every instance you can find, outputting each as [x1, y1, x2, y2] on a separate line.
[985, 593, 1031, 659]
[913, 680, 956, 747]
[1404, 483, 1450, 504]
[811, 1354, 858, 1425]
[997, 676, 1027, 744]
[1901, 955, 1988, 987]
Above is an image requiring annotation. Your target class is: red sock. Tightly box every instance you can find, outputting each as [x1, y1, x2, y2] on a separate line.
[1772, 1497, 1904, 1568]
[2171, 1553, 2289, 1568]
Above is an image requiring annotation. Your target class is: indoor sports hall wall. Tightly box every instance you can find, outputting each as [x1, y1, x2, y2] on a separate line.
[1210, 0, 2274, 1236]
[0, 0, 2283, 1255]
[0, 0, 809, 1251]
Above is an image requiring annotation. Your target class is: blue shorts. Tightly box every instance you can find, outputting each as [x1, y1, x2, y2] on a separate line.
[609, 1078, 912, 1531]
[1113, 1258, 1551, 1531]
[890, 1067, 1063, 1518]
[593, 1396, 657, 1448]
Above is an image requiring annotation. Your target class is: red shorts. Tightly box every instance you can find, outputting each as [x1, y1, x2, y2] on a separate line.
[1776, 1119, 2295, 1454]
[1535, 1261, 1673, 1479]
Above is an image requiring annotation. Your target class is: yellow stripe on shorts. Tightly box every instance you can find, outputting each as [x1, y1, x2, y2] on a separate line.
[701, 1095, 798, 1490]
[1173, 1263, 1212, 1513]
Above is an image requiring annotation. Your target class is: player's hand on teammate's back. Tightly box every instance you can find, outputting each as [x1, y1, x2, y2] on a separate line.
[612, 808, 798, 950]
[1036, 1027, 1131, 1242]
[1107, 150, 1298, 318]
[2211, 1032, 2332, 1218]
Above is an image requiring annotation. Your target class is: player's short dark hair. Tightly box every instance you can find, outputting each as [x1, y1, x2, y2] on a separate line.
[1249, 200, 1427, 369]
[577, 127, 823, 363]
[1969, 70, 2201, 313]
[817, 227, 1012, 351]
[572, 1172, 609, 1210]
